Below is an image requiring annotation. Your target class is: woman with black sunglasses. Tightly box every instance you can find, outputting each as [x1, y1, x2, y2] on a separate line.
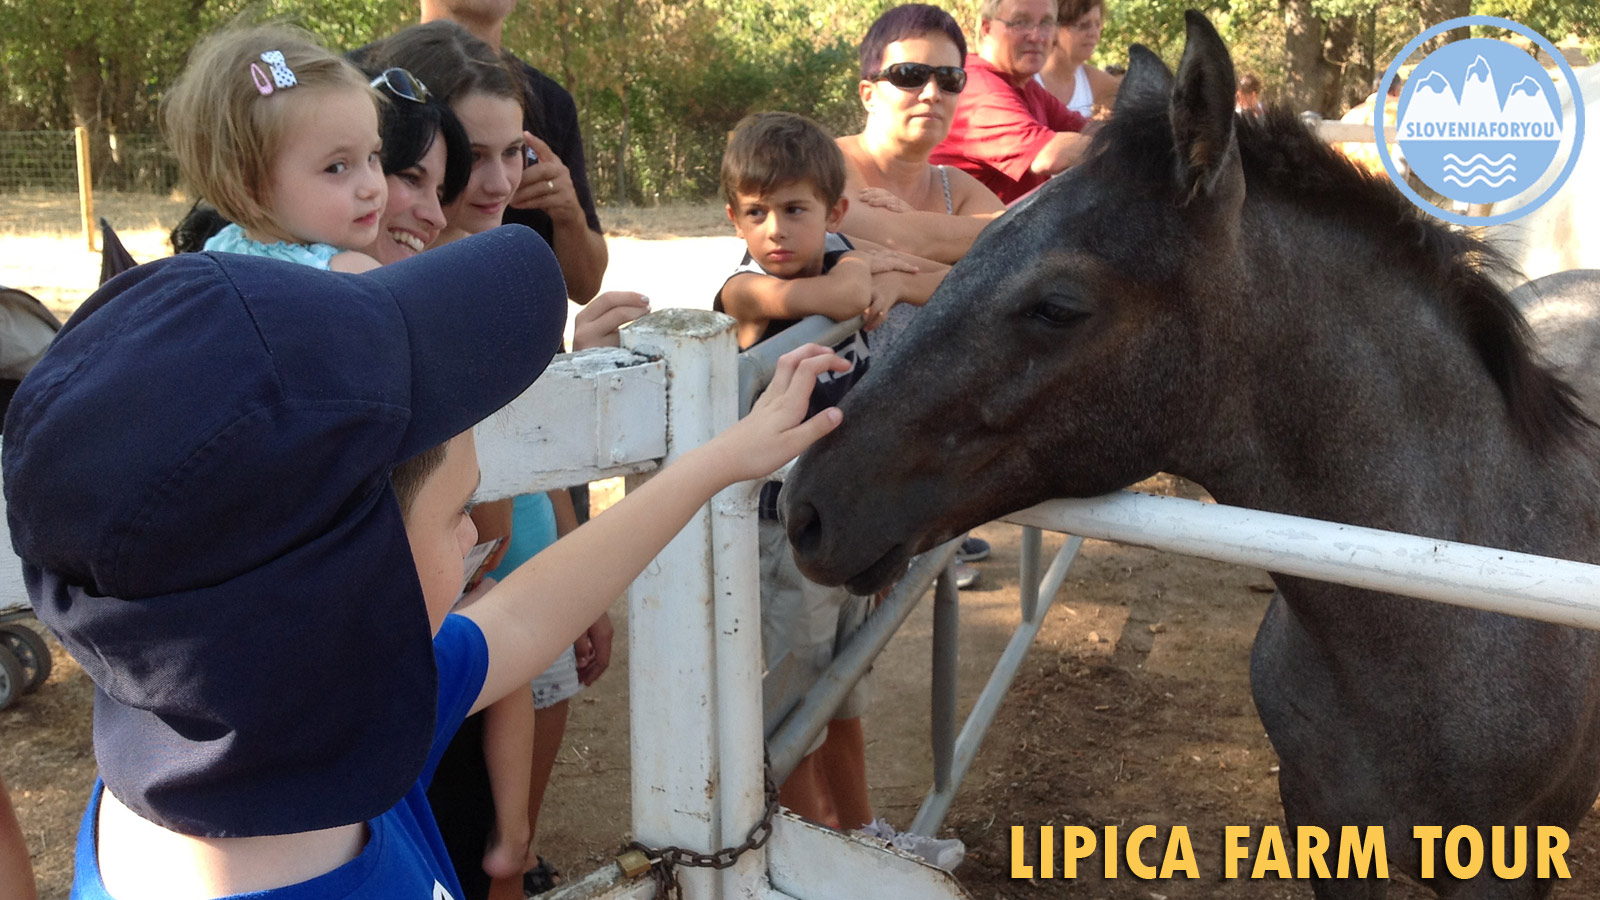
[835, 4, 1005, 271]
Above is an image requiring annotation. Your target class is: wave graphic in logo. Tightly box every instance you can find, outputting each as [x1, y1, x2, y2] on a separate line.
[1441, 152, 1517, 187]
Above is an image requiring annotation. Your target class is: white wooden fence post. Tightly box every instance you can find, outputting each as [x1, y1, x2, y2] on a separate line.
[620, 310, 766, 899]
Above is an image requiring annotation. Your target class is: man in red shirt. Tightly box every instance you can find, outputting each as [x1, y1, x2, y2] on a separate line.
[931, 0, 1091, 203]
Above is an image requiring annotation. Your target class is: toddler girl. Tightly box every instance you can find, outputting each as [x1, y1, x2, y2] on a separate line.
[163, 24, 386, 273]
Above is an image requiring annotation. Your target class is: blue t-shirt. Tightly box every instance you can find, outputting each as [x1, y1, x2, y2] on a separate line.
[203, 223, 342, 270]
[70, 614, 490, 900]
[484, 492, 558, 582]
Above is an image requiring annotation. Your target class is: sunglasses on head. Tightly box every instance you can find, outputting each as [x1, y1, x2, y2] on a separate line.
[869, 62, 967, 94]
[369, 67, 430, 103]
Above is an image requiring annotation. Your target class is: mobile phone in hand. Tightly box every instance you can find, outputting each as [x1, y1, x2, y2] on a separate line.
[524, 146, 539, 168]
[461, 536, 507, 594]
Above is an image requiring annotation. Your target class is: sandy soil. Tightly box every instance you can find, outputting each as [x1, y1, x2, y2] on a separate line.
[11, 478, 1600, 899]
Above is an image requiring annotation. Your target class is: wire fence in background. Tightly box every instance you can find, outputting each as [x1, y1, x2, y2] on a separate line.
[0, 131, 179, 194]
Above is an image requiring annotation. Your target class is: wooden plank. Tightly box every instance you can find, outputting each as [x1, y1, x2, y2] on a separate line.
[1315, 121, 1398, 143]
[473, 346, 667, 500]
[766, 814, 971, 900]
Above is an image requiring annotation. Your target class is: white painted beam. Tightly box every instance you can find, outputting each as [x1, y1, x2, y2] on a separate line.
[1006, 491, 1600, 625]
[474, 347, 667, 501]
[766, 814, 971, 900]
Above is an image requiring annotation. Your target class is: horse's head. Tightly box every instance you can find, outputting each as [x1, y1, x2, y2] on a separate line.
[784, 12, 1251, 593]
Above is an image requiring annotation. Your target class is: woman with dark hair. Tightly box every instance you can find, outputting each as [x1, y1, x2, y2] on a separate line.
[361, 66, 473, 263]
[1036, 0, 1121, 117]
[835, 3, 1005, 269]
[364, 22, 532, 246]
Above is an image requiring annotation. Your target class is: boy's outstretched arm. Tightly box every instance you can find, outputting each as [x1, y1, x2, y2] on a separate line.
[464, 345, 850, 713]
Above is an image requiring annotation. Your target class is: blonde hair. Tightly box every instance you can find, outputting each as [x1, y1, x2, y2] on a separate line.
[161, 23, 377, 235]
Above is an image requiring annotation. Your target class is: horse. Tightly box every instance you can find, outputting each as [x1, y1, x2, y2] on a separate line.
[782, 12, 1600, 899]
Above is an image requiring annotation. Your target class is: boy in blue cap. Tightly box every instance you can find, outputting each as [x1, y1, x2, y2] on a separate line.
[2, 225, 846, 899]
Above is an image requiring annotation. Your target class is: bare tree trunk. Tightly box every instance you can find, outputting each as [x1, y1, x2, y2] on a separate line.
[612, 0, 634, 203]
[1416, 0, 1471, 51]
[62, 43, 120, 190]
[1320, 14, 1358, 117]
[1344, 7, 1379, 111]
[616, 82, 630, 204]
[1281, 0, 1327, 114]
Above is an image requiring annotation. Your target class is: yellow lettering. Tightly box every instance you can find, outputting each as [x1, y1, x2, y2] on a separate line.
[1104, 825, 1118, 878]
[1126, 825, 1158, 879]
[1040, 825, 1054, 878]
[1491, 825, 1527, 879]
[1414, 826, 1442, 879]
[1010, 825, 1033, 878]
[1063, 826, 1096, 879]
[1537, 826, 1570, 879]
[1337, 825, 1388, 879]
[1160, 826, 1198, 879]
[1297, 826, 1332, 879]
[1224, 825, 1252, 879]
[1445, 825, 1483, 879]
[1252, 825, 1292, 879]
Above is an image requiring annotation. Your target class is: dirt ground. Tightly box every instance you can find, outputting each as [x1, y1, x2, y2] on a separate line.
[6, 197, 1600, 898]
[9, 476, 1600, 899]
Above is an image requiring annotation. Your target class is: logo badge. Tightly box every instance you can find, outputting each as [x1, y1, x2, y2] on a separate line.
[1376, 16, 1586, 227]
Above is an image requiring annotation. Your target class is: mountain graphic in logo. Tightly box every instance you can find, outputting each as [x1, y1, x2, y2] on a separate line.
[1399, 58, 1559, 144]
[1394, 36, 1564, 205]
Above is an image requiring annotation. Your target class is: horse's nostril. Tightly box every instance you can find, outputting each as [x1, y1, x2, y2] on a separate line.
[785, 499, 822, 557]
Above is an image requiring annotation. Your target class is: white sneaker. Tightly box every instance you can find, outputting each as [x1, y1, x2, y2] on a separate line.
[858, 818, 966, 871]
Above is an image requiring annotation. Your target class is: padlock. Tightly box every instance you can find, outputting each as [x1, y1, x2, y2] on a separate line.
[617, 848, 653, 878]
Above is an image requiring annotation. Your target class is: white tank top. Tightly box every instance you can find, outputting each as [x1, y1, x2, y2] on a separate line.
[1036, 65, 1095, 117]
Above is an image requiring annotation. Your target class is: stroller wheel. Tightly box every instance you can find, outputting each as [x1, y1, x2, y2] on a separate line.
[0, 624, 51, 693]
[0, 645, 23, 711]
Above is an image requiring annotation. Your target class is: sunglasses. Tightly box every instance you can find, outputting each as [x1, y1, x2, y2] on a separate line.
[869, 62, 967, 94]
[369, 67, 430, 103]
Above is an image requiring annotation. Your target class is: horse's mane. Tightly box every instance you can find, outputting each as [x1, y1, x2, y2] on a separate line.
[1082, 99, 1594, 449]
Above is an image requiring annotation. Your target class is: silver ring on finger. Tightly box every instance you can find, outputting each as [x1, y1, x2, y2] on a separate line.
[547, 179, 555, 192]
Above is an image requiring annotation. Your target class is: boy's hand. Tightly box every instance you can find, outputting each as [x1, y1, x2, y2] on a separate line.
[574, 611, 614, 685]
[710, 345, 848, 481]
[864, 274, 896, 330]
[574, 291, 650, 350]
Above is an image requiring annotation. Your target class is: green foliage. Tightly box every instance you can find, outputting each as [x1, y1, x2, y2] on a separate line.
[2, 0, 1593, 199]
[508, 0, 877, 202]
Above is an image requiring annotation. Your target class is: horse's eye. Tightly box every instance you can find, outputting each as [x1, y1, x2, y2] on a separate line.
[1028, 298, 1089, 327]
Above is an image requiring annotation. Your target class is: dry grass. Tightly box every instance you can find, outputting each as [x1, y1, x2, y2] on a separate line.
[0, 192, 730, 320]
[596, 201, 730, 239]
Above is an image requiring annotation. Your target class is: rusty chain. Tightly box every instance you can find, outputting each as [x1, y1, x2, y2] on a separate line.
[624, 756, 781, 900]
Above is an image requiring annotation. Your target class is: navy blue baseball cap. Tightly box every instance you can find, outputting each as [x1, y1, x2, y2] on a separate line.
[2, 225, 566, 837]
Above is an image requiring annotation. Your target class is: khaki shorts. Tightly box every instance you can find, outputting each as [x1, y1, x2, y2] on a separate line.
[759, 517, 873, 754]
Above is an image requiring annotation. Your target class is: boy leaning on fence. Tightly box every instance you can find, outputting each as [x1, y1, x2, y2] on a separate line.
[2, 226, 848, 899]
[711, 111, 963, 870]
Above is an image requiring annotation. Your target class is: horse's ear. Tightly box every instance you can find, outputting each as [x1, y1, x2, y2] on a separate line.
[1115, 44, 1173, 113]
[1169, 10, 1239, 207]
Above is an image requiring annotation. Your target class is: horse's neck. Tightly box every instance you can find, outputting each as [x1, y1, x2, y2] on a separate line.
[1184, 255, 1600, 556]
